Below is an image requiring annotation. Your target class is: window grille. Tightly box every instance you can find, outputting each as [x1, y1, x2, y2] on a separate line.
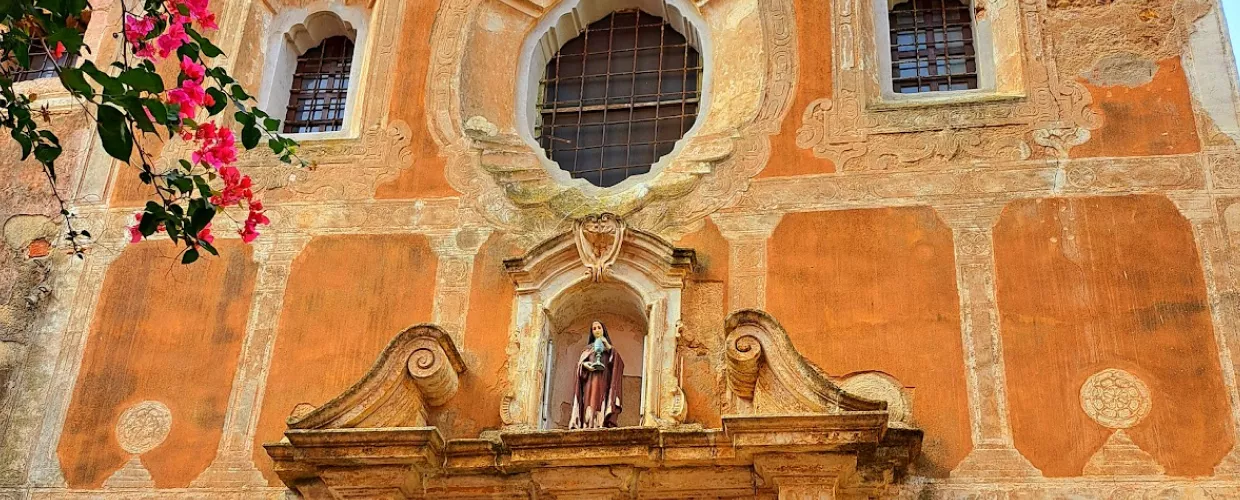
[283, 36, 353, 133]
[889, 0, 978, 94]
[536, 9, 702, 188]
[10, 39, 76, 82]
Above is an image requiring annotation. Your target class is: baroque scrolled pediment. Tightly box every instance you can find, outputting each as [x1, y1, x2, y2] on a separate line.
[725, 309, 885, 414]
[287, 324, 465, 430]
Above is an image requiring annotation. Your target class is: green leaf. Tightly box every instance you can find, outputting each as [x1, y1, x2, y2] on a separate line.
[241, 123, 260, 149]
[186, 28, 223, 58]
[189, 200, 215, 234]
[268, 138, 284, 154]
[205, 87, 227, 115]
[46, 27, 85, 55]
[121, 98, 156, 133]
[200, 240, 218, 256]
[80, 61, 123, 96]
[263, 117, 281, 132]
[58, 67, 94, 99]
[234, 110, 255, 127]
[118, 68, 164, 94]
[95, 105, 133, 161]
[143, 99, 168, 125]
[229, 85, 250, 101]
[182, 248, 199, 264]
[34, 144, 62, 164]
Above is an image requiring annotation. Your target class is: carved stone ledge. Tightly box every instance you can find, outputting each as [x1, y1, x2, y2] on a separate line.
[725, 309, 886, 414]
[266, 418, 920, 498]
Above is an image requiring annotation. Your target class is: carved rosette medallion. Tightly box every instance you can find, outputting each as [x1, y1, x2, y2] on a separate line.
[116, 401, 172, 455]
[1078, 368, 1164, 476]
[1080, 368, 1151, 430]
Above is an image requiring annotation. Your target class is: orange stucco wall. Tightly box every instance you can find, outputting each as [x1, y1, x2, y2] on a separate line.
[758, 0, 836, 178]
[59, 241, 256, 488]
[1071, 58, 1201, 159]
[374, 0, 458, 199]
[766, 209, 971, 476]
[430, 233, 520, 438]
[251, 234, 437, 484]
[676, 221, 730, 428]
[996, 195, 1232, 476]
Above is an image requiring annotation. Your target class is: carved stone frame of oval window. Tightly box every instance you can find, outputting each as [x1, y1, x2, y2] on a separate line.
[514, 0, 712, 193]
[427, 0, 798, 237]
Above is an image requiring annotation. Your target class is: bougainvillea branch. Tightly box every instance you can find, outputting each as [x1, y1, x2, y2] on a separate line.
[1, 0, 303, 263]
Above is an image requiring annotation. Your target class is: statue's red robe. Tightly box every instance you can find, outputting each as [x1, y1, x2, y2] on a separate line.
[568, 347, 625, 429]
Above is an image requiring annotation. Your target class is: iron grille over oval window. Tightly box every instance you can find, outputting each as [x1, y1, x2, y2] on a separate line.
[889, 0, 978, 94]
[536, 9, 702, 188]
[283, 36, 353, 134]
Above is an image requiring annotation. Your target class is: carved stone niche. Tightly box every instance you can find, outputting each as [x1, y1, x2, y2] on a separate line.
[501, 216, 696, 429]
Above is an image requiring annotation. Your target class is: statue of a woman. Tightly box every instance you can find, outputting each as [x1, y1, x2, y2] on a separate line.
[569, 321, 625, 429]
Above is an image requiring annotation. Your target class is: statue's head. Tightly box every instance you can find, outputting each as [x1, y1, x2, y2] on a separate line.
[587, 321, 610, 343]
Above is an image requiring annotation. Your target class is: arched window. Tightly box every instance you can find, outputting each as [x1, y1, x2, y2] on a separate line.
[260, 9, 364, 135]
[283, 36, 354, 133]
[535, 9, 702, 188]
[888, 0, 977, 93]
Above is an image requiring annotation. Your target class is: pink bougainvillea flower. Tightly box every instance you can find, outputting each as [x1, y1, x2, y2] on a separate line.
[173, 0, 218, 29]
[124, 15, 156, 45]
[197, 224, 215, 244]
[52, 42, 66, 59]
[239, 208, 269, 243]
[126, 213, 143, 243]
[166, 79, 214, 118]
[180, 55, 206, 82]
[191, 122, 237, 169]
[156, 21, 191, 58]
[212, 165, 254, 207]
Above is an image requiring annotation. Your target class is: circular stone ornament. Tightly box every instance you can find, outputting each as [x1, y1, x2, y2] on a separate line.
[115, 400, 172, 455]
[1079, 368, 1152, 429]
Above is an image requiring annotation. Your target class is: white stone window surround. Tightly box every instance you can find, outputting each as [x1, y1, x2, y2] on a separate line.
[870, 0, 1023, 108]
[258, 2, 370, 141]
[513, 0, 715, 194]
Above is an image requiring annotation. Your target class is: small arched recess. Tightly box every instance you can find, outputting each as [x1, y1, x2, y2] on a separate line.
[503, 225, 695, 429]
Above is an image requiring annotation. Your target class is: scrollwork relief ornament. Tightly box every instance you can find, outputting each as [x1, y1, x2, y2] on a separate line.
[575, 213, 626, 283]
[1079, 368, 1165, 476]
[427, 0, 798, 240]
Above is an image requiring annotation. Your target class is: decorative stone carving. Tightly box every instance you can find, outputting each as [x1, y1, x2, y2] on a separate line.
[574, 213, 626, 283]
[1080, 368, 1165, 476]
[504, 225, 695, 429]
[103, 401, 171, 489]
[839, 372, 914, 428]
[428, 0, 798, 238]
[288, 324, 465, 430]
[797, 0, 1101, 171]
[724, 309, 887, 415]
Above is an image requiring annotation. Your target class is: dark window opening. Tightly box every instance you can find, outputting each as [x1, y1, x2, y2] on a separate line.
[8, 39, 77, 82]
[536, 9, 702, 188]
[283, 36, 353, 133]
[889, 0, 978, 94]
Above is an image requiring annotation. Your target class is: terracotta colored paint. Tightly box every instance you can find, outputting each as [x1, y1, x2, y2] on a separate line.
[758, 0, 837, 178]
[251, 234, 437, 484]
[1071, 58, 1201, 159]
[766, 208, 971, 477]
[58, 241, 256, 488]
[996, 195, 1232, 476]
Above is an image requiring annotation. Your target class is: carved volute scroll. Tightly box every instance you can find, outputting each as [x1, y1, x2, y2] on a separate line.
[287, 324, 465, 430]
[725, 309, 885, 414]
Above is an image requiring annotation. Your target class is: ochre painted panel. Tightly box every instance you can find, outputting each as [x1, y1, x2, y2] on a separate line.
[758, 0, 836, 178]
[252, 234, 437, 484]
[430, 233, 520, 438]
[1071, 58, 1201, 159]
[997, 195, 1232, 476]
[375, 0, 460, 199]
[58, 241, 256, 488]
[766, 208, 970, 477]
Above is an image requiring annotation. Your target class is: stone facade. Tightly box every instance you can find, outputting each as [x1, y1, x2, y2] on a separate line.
[2, 0, 1240, 497]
